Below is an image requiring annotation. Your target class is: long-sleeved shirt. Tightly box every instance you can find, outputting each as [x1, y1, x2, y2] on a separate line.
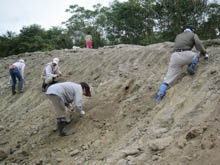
[44, 62, 61, 78]
[13, 62, 25, 78]
[174, 31, 206, 55]
[46, 82, 83, 112]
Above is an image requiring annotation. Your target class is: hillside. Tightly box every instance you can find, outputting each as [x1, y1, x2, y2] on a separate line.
[0, 40, 220, 165]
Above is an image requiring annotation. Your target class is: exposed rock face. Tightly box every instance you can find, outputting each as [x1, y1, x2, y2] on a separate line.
[0, 41, 220, 164]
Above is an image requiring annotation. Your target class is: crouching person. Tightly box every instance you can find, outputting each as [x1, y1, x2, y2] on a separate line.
[9, 59, 25, 95]
[46, 82, 91, 136]
[41, 58, 62, 92]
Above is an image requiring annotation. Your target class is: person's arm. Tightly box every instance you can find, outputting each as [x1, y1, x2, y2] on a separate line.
[45, 65, 57, 77]
[74, 89, 83, 113]
[20, 64, 25, 78]
[56, 66, 62, 76]
[194, 34, 206, 56]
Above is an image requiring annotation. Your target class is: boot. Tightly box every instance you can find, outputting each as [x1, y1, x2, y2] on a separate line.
[57, 118, 74, 136]
[11, 86, 16, 95]
[57, 120, 68, 136]
[18, 80, 24, 93]
[42, 80, 48, 92]
[187, 56, 199, 75]
[51, 78, 58, 84]
[155, 83, 168, 101]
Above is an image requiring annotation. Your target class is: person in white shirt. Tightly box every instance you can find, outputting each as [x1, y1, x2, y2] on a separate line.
[46, 82, 91, 136]
[41, 58, 62, 92]
[9, 59, 25, 95]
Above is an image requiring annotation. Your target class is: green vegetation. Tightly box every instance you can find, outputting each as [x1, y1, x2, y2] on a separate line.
[0, 0, 219, 57]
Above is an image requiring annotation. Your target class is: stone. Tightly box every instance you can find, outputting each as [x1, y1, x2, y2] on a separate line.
[152, 155, 160, 161]
[0, 149, 7, 161]
[185, 127, 205, 141]
[117, 159, 127, 165]
[177, 137, 187, 149]
[148, 136, 173, 151]
[70, 149, 80, 157]
[0, 125, 4, 131]
[122, 148, 140, 157]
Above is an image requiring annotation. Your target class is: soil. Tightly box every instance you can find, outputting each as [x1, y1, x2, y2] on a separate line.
[0, 40, 220, 165]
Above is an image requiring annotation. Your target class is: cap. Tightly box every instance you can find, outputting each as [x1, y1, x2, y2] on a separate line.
[186, 24, 196, 31]
[19, 59, 24, 63]
[52, 58, 59, 64]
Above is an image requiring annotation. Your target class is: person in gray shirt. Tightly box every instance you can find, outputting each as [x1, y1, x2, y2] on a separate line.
[46, 82, 91, 136]
[155, 24, 208, 101]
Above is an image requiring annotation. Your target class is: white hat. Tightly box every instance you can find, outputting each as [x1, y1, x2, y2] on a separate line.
[52, 58, 59, 64]
[19, 59, 24, 63]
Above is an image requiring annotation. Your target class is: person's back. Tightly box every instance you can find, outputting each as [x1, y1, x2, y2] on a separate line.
[174, 30, 206, 55]
[174, 32, 195, 51]
[46, 82, 82, 106]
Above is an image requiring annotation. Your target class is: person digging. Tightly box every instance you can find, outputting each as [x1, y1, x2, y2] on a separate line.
[46, 82, 91, 136]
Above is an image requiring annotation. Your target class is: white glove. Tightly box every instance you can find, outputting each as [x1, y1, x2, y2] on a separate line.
[204, 54, 209, 60]
[79, 110, 85, 115]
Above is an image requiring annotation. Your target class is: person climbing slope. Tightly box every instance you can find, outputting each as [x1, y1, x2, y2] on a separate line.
[155, 24, 208, 101]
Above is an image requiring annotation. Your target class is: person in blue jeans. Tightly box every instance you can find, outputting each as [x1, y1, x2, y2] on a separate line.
[9, 59, 25, 95]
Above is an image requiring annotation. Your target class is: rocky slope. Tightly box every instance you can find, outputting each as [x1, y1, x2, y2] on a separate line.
[0, 40, 220, 165]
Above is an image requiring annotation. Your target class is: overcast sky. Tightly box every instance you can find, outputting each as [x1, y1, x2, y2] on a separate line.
[0, 0, 127, 35]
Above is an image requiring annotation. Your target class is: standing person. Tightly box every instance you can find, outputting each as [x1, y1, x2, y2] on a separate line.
[46, 82, 91, 136]
[9, 59, 25, 95]
[85, 33, 93, 48]
[41, 58, 62, 92]
[155, 24, 208, 101]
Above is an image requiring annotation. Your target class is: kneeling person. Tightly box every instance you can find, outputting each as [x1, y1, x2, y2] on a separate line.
[46, 82, 91, 136]
[42, 58, 62, 92]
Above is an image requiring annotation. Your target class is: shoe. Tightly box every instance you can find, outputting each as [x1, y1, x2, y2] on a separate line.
[57, 118, 75, 136]
[18, 81, 24, 93]
[155, 83, 168, 101]
[12, 86, 16, 95]
[187, 66, 195, 75]
[42, 81, 47, 92]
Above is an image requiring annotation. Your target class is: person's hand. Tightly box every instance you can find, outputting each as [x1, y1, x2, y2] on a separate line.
[204, 54, 209, 60]
[67, 108, 73, 112]
[56, 73, 61, 77]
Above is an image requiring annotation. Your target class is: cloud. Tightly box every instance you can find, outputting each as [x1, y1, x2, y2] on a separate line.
[0, 0, 127, 35]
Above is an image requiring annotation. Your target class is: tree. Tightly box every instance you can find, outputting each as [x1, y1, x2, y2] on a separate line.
[152, 0, 209, 41]
[104, 0, 155, 45]
[64, 4, 107, 48]
[198, 2, 220, 39]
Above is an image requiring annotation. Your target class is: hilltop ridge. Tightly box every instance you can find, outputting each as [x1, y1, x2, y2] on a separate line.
[0, 40, 220, 164]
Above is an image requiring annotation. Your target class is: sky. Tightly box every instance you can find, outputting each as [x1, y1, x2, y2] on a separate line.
[0, 0, 127, 35]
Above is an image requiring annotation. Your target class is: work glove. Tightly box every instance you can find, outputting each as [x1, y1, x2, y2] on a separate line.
[204, 54, 209, 60]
